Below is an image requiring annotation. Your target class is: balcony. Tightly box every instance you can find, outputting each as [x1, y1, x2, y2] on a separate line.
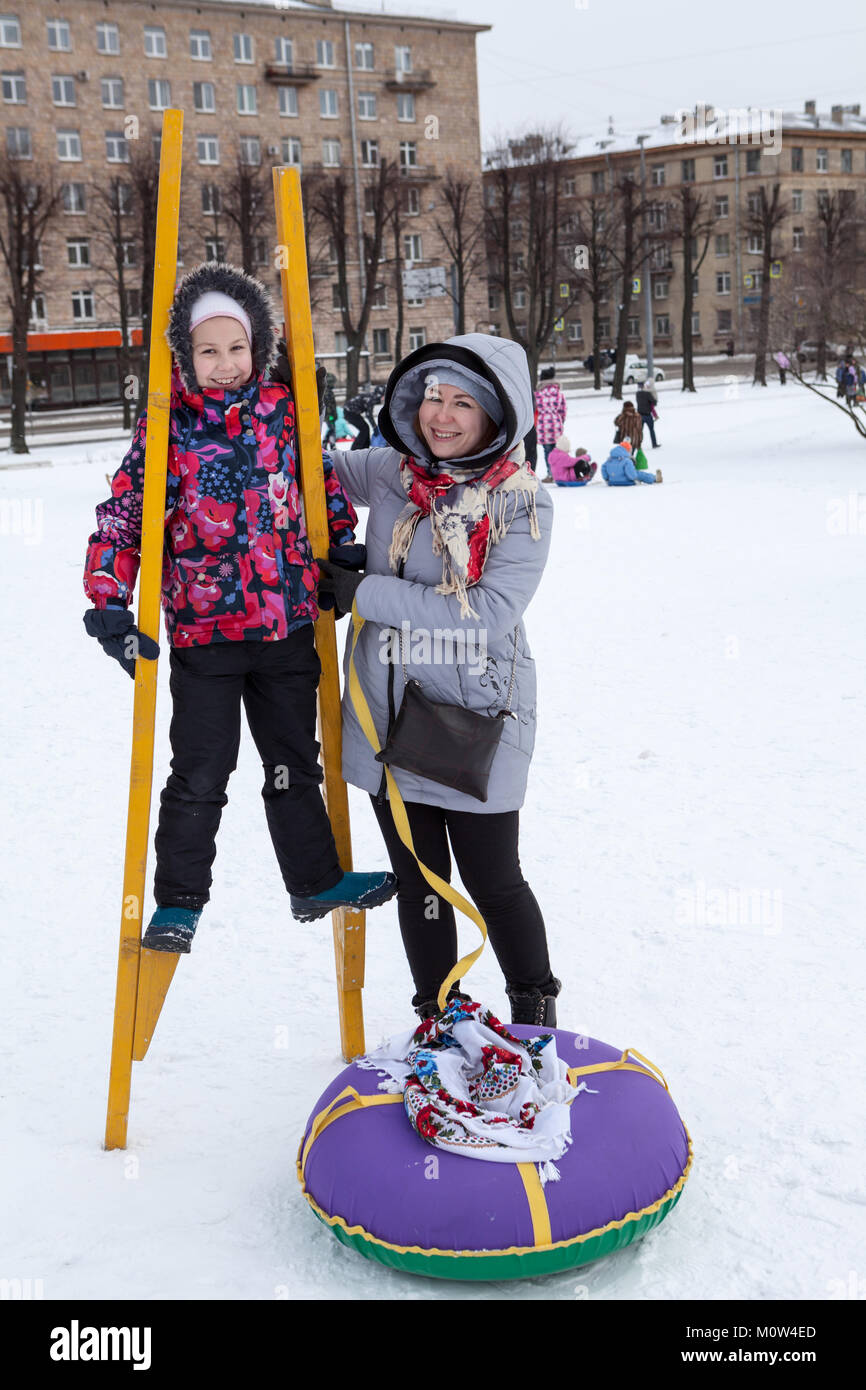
[383, 67, 436, 91]
[264, 63, 320, 85]
[398, 162, 439, 181]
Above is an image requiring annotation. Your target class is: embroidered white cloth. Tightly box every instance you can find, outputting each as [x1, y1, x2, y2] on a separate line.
[358, 998, 587, 1166]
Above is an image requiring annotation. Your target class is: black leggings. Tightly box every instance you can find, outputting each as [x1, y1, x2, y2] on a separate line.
[370, 796, 555, 1003]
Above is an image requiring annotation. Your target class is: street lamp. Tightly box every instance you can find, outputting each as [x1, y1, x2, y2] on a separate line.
[636, 133, 655, 378]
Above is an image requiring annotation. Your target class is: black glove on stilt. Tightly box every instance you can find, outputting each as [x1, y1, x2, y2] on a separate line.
[83, 605, 160, 678]
[316, 545, 367, 619]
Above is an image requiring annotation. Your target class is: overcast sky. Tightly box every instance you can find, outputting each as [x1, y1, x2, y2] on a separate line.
[447, 0, 866, 149]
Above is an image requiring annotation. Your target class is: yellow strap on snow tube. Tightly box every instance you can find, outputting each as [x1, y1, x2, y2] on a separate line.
[348, 603, 489, 1011]
[567, 1047, 670, 1092]
[299, 1085, 403, 1184]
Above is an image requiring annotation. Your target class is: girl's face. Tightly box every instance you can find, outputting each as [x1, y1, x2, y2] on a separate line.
[418, 381, 494, 461]
[191, 316, 253, 391]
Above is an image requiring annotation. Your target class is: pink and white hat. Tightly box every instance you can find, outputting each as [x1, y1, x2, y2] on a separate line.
[188, 290, 252, 345]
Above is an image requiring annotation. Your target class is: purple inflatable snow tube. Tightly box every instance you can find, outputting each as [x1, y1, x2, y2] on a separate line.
[297, 1027, 692, 1280]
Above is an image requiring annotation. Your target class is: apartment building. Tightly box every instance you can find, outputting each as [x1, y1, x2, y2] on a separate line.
[0, 0, 490, 406]
[483, 101, 866, 361]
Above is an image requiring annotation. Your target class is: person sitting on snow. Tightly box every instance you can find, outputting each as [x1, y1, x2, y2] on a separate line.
[547, 434, 597, 485]
[601, 439, 662, 486]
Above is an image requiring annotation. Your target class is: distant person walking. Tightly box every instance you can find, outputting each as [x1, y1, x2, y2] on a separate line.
[534, 366, 568, 480]
[774, 351, 790, 385]
[613, 400, 643, 451]
[636, 378, 660, 449]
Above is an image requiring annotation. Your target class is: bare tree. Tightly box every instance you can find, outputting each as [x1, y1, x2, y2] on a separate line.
[384, 175, 407, 364]
[434, 169, 486, 336]
[573, 195, 616, 389]
[221, 153, 272, 276]
[673, 185, 714, 393]
[607, 169, 660, 400]
[90, 176, 138, 429]
[484, 126, 578, 385]
[796, 191, 858, 380]
[745, 183, 787, 386]
[0, 154, 60, 452]
[306, 162, 394, 397]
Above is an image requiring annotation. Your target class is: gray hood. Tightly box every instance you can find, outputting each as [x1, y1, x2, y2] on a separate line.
[378, 333, 533, 470]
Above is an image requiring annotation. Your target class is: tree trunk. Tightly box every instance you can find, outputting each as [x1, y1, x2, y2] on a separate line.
[611, 282, 631, 401]
[10, 316, 29, 453]
[681, 273, 695, 392]
[752, 245, 773, 386]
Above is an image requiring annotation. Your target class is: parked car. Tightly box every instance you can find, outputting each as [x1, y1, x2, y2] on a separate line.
[602, 354, 665, 385]
[795, 341, 846, 364]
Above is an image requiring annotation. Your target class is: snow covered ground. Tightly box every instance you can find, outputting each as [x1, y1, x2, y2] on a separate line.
[1, 378, 864, 1302]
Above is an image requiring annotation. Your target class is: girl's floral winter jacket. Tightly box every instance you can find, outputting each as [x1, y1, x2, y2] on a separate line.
[533, 382, 568, 445]
[84, 370, 357, 646]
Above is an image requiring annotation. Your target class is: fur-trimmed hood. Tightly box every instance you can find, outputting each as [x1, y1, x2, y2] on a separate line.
[166, 262, 277, 392]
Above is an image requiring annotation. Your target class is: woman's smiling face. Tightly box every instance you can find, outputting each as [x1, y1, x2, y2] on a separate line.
[418, 380, 493, 460]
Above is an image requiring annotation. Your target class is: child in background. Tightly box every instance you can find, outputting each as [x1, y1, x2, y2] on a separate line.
[548, 434, 597, 486]
[83, 262, 396, 953]
[601, 439, 663, 486]
[534, 366, 568, 479]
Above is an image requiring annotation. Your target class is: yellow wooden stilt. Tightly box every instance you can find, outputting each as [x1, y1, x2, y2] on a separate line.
[104, 110, 184, 1149]
[273, 166, 366, 1062]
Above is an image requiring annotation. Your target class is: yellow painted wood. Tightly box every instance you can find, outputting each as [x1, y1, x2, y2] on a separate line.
[104, 110, 184, 1150]
[132, 950, 180, 1061]
[273, 166, 366, 1061]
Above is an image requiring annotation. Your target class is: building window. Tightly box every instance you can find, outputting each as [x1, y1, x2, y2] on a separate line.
[363, 186, 375, 215]
[29, 293, 46, 325]
[197, 135, 219, 165]
[681, 158, 695, 182]
[320, 89, 338, 118]
[193, 82, 215, 114]
[56, 128, 81, 160]
[792, 226, 804, 251]
[113, 182, 132, 215]
[791, 146, 803, 172]
[397, 92, 415, 122]
[97, 22, 119, 55]
[563, 175, 576, 196]
[403, 233, 422, 262]
[404, 185, 420, 216]
[237, 84, 257, 116]
[655, 315, 671, 336]
[234, 33, 253, 64]
[66, 237, 90, 267]
[322, 138, 341, 167]
[124, 287, 141, 318]
[204, 236, 226, 262]
[650, 164, 665, 186]
[747, 233, 764, 254]
[52, 75, 76, 106]
[591, 169, 605, 194]
[488, 287, 500, 311]
[278, 86, 298, 117]
[372, 283, 387, 308]
[105, 131, 129, 163]
[6, 124, 29, 157]
[746, 190, 761, 215]
[598, 317, 610, 339]
[46, 20, 71, 52]
[395, 45, 412, 72]
[816, 148, 828, 172]
[654, 279, 669, 299]
[282, 136, 301, 167]
[360, 139, 378, 167]
[745, 149, 761, 173]
[715, 233, 730, 256]
[190, 30, 211, 61]
[101, 77, 123, 109]
[358, 91, 376, 120]
[1, 71, 25, 102]
[627, 315, 640, 337]
[791, 188, 803, 213]
[691, 311, 700, 335]
[716, 271, 731, 294]
[144, 27, 166, 59]
[373, 328, 390, 355]
[334, 331, 348, 353]
[841, 148, 853, 174]
[513, 288, 527, 308]
[714, 195, 729, 217]
[271, 37, 292, 68]
[62, 181, 85, 213]
[0, 15, 21, 47]
[567, 320, 583, 342]
[148, 79, 171, 110]
[409, 326, 425, 352]
[239, 136, 260, 166]
[399, 141, 417, 169]
[71, 289, 94, 320]
[317, 39, 335, 68]
[355, 41, 374, 70]
[331, 283, 343, 310]
[713, 154, 728, 178]
[252, 238, 267, 267]
[201, 183, 220, 215]
[717, 309, 732, 332]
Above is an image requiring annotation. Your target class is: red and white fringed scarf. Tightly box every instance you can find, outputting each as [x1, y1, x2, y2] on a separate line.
[388, 440, 541, 620]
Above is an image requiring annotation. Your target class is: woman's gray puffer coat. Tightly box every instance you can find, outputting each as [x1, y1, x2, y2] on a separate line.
[332, 333, 553, 814]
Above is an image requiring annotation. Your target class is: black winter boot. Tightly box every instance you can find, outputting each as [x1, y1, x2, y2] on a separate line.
[505, 976, 562, 1027]
[413, 984, 472, 1022]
